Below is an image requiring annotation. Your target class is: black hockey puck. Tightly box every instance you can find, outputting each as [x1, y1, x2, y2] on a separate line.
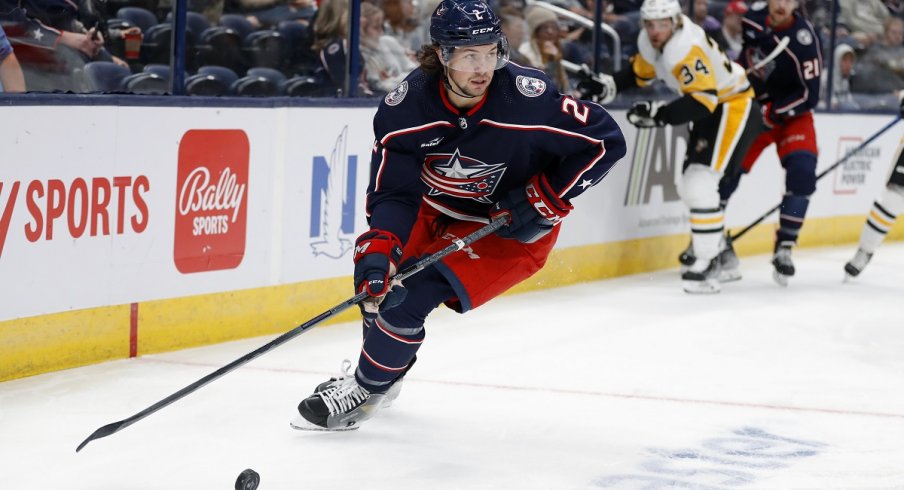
[235, 469, 260, 490]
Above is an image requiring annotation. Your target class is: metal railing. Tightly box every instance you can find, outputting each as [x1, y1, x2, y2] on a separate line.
[526, 0, 621, 72]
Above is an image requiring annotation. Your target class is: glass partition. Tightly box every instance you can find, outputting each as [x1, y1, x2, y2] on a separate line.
[0, 0, 901, 109]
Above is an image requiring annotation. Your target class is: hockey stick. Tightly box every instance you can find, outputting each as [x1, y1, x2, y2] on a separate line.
[727, 115, 902, 243]
[746, 36, 790, 74]
[76, 215, 509, 452]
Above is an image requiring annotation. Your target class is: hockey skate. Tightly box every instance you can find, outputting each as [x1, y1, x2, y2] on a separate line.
[291, 361, 386, 432]
[718, 237, 741, 283]
[771, 243, 795, 287]
[844, 248, 873, 280]
[678, 239, 695, 272]
[681, 256, 721, 294]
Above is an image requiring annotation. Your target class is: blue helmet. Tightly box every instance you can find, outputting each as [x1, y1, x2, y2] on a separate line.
[430, 0, 509, 71]
[430, 0, 503, 47]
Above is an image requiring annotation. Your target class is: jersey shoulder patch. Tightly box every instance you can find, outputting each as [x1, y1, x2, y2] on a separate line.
[384, 81, 409, 106]
[515, 75, 547, 97]
[795, 28, 814, 46]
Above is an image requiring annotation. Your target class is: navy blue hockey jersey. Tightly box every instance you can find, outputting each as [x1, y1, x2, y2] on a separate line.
[365, 62, 627, 242]
[739, 2, 822, 118]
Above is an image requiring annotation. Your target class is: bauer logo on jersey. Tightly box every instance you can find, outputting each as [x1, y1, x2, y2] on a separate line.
[420, 148, 506, 204]
[515, 75, 546, 97]
[174, 129, 249, 274]
[384, 81, 408, 106]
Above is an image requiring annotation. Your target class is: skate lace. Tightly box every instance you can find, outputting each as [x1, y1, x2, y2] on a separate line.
[320, 359, 370, 415]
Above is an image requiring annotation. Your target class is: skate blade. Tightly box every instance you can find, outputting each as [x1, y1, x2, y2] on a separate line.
[719, 269, 742, 283]
[289, 418, 359, 432]
[772, 270, 790, 287]
[682, 280, 720, 294]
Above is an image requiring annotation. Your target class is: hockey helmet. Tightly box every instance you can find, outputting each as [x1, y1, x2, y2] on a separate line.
[640, 0, 682, 21]
[430, 0, 509, 72]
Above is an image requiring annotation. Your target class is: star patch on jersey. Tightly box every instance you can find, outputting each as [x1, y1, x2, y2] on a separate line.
[796, 28, 813, 46]
[515, 75, 546, 97]
[384, 81, 408, 106]
[421, 148, 506, 203]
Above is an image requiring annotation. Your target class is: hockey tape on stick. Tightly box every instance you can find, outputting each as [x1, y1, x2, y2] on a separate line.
[728, 115, 902, 243]
[75, 215, 509, 453]
[746, 36, 790, 74]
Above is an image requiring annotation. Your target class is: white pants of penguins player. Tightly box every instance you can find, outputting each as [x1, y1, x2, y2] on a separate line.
[846, 183, 904, 278]
[679, 163, 725, 293]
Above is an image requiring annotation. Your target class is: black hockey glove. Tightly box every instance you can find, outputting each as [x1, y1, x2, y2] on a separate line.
[353, 229, 407, 318]
[575, 66, 617, 104]
[627, 100, 667, 128]
[490, 174, 573, 244]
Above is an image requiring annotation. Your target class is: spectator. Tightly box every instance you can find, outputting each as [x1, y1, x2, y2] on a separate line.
[519, 7, 571, 92]
[242, 0, 316, 29]
[839, 0, 890, 46]
[865, 16, 904, 77]
[360, 1, 417, 94]
[381, 0, 428, 52]
[821, 43, 859, 109]
[721, 1, 747, 60]
[691, 0, 721, 33]
[311, 0, 370, 96]
[498, 6, 531, 66]
[0, 24, 25, 92]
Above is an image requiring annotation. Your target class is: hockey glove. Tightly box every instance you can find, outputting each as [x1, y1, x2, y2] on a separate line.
[761, 101, 783, 129]
[627, 100, 667, 128]
[575, 66, 617, 104]
[354, 229, 407, 318]
[490, 173, 573, 244]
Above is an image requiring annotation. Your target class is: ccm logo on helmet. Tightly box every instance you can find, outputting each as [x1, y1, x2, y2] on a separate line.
[472, 27, 493, 34]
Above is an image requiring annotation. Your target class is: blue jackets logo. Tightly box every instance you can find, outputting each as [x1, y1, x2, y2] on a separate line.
[310, 126, 357, 258]
[420, 148, 505, 204]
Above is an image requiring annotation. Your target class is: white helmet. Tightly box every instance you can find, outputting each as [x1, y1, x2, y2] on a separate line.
[640, 0, 682, 21]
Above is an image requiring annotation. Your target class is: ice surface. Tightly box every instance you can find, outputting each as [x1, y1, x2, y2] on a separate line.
[1, 244, 902, 489]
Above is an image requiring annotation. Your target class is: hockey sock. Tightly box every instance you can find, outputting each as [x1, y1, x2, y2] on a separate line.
[356, 314, 424, 394]
[776, 193, 809, 246]
[689, 206, 723, 267]
[859, 185, 904, 253]
[354, 264, 454, 393]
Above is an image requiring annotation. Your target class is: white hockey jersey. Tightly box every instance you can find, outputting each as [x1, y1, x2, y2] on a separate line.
[633, 15, 751, 112]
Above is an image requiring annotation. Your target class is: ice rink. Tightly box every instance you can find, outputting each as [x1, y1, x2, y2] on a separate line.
[2, 243, 903, 489]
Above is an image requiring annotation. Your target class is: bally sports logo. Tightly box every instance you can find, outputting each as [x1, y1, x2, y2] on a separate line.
[174, 129, 249, 273]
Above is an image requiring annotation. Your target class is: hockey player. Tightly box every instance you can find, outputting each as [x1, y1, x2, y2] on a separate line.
[584, 0, 761, 293]
[716, 0, 823, 286]
[845, 94, 904, 279]
[290, 0, 626, 431]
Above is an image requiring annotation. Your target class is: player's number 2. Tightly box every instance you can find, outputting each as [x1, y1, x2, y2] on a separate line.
[561, 97, 589, 124]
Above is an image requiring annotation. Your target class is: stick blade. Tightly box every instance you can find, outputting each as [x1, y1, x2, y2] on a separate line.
[76, 420, 129, 452]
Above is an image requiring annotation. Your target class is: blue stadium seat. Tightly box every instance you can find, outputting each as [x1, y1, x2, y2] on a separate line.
[120, 71, 169, 94]
[116, 7, 158, 33]
[184, 74, 229, 96]
[198, 65, 239, 88]
[83, 61, 132, 92]
[246, 67, 286, 85]
[230, 75, 281, 96]
[244, 29, 284, 69]
[196, 26, 246, 75]
[219, 14, 254, 40]
[282, 75, 322, 97]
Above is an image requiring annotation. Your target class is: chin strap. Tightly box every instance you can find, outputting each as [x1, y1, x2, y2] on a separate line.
[442, 66, 478, 99]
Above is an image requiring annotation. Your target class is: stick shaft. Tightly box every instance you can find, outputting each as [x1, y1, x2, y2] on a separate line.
[729, 116, 902, 242]
[77, 216, 508, 452]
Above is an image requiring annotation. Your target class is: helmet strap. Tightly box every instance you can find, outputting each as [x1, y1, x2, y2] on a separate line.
[442, 64, 478, 100]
